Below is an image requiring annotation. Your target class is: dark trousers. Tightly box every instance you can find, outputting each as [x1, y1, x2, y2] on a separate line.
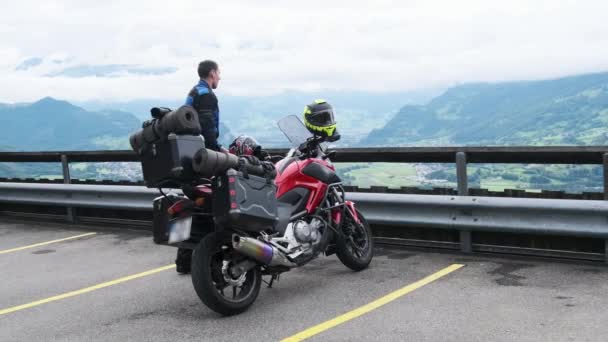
[198, 112, 220, 151]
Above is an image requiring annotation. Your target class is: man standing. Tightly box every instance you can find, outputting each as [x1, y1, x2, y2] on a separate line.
[176, 60, 222, 274]
[186, 60, 222, 151]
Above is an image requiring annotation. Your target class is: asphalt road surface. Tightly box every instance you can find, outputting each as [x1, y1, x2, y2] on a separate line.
[2, 219, 608, 342]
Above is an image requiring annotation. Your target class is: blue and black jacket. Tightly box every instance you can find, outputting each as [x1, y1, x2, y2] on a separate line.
[185, 80, 220, 151]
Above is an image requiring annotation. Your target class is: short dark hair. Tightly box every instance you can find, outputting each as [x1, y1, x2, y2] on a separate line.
[197, 60, 218, 78]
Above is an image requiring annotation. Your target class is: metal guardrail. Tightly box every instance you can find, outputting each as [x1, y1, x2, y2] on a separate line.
[347, 192, 608, 258]
[3, 147, 608, 261]
[348, 192, 608, 237]
[2, 146, 608, 163]
[0, 183, 157, 211]
[2, 182, 608, 261]
[2, 146, 608, 199]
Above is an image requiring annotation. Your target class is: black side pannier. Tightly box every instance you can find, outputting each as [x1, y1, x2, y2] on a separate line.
[213, 169, 278, 232]
[140, 134, 205, 188]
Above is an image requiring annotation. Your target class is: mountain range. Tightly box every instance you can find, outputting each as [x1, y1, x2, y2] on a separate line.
[2, 71, 608, 190]
[77, 88, 440, 147]
[0, 97, 140, 151]
[3, 72, 608, 152]
[0, 97, 234, 151]
[363, 72, 608, 146]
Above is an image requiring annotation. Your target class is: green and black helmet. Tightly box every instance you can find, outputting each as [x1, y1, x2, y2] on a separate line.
[303, 99, 338, 139]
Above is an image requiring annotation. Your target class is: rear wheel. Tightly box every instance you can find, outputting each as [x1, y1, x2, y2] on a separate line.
[336, 209, 373, 271]
[191, 232, 261, 316]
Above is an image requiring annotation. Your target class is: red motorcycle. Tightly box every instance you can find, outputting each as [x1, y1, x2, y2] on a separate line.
[158, 115, 373, 315]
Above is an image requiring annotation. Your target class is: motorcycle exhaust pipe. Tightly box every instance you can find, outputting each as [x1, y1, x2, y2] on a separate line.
[232, 235, 296, 267]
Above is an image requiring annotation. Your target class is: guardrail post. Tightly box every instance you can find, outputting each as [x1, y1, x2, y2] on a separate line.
[61, 154, 77, 223]
[456, 152, 468, 196]
[456, 152, 472, 252]
[459, 231, 472, 253]
[61, 154, 71, 183]
[603, 153, 608, 200]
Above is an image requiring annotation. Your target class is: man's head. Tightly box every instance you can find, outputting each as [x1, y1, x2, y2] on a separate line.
[197, 60, 221, 89]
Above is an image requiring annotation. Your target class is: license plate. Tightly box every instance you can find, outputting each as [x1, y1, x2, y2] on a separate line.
[168, 216, 192, 244]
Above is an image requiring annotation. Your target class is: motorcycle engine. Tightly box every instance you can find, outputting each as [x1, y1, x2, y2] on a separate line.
[293, 219, 322, 244]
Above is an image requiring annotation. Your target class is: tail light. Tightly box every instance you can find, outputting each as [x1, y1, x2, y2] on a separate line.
[167, 199, 194, 217]
[192, 186, 210, 208]
[193, 185, 212, 197]
[195, 197, 205, 207]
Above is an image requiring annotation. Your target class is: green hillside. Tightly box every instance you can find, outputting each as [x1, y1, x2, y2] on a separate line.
[0, 98, 238, 180]
[355, 73, 608, 192]
[0, 97, 141, 151]
[362, 72, 608, 146]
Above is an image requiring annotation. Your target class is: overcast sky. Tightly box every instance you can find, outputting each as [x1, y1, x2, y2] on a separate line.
[1, 0, 608, 102]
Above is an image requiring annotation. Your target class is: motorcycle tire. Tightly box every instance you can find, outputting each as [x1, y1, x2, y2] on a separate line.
[191, 232, 261, 316]
[336, 209, 374, 271]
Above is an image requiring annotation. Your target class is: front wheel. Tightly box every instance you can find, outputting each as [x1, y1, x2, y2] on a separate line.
[336, 209, 374, 271]
[191, 232, 262, 316]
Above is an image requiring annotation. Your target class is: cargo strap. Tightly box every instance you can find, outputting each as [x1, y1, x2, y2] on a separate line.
[238, 157, 251, 179]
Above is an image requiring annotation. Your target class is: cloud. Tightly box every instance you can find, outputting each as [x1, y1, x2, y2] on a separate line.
[45, 64, 178, 78]
[15, 57, 43, 71]
[1, 0, 608, 102]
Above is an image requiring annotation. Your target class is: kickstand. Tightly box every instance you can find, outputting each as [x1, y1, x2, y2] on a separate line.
[265, 274, 280, 288]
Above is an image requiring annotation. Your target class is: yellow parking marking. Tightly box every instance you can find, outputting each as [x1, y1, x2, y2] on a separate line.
[0, 264, 175, 316]
[281, 263, 464, 342]
[0, 232, 97, 255]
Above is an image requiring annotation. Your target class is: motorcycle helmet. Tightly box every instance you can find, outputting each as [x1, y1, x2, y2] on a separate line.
[303, 99, 339, 140]
[229, 135, 261, 157]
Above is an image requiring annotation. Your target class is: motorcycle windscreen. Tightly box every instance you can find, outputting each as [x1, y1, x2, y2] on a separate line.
[277, 115, 311, 147]
[277, 115, 329, 150]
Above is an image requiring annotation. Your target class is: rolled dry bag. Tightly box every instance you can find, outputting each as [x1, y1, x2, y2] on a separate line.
[142, 120, 161, 143]
[150, 107, 171, 119]
[156, 105, 201, 136]
[129, 130, 146, 153]
[129, 105, 201, 155]
[192, 148, 239, 177]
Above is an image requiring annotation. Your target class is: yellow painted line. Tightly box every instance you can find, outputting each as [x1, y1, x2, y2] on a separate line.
[281, 263, 464, 342]
[0, 264, 175, 316]
[0, 232, 97, 255]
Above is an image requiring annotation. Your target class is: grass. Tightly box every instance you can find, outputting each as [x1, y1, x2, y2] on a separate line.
[336, 163, 419, 188]
[334, 163, 602, 193]
[37, 174, 63, 180]
[70, 163, 88, 171]
[91, 135, 130, 150]
[5, 159, 601, 194]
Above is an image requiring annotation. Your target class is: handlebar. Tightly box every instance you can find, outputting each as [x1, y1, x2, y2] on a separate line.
[297, 135, 326, 157]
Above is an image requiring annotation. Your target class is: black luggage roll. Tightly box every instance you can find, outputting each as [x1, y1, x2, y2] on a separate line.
[150, 107, 171, 120]
[129, 105, 201, 155]
[142, 121, 160, 143]
[157, 105, 201, 136]
[192, 148, 240, 178]
[192, 148, 277, 179]
[152, 118, 165, 138]
[129, 130, 146, 154]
